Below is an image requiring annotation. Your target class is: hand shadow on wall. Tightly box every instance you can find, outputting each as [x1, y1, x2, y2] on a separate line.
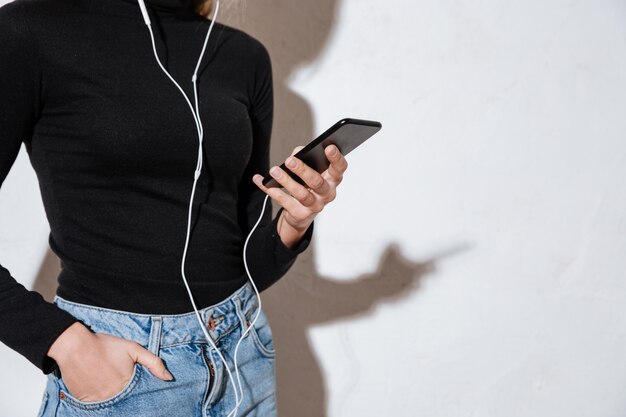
[263, 243, 470, 417]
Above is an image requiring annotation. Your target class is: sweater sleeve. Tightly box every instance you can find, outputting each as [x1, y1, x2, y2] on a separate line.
[236, 40, 314, 293]
[0, 1, 80, 375]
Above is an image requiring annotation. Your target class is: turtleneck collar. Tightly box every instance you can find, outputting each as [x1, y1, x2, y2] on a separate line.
[118, 0, 202, 20]
[141, 0, 194, 13]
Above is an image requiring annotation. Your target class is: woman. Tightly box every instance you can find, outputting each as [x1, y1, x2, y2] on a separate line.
[0, 0, 347, 415]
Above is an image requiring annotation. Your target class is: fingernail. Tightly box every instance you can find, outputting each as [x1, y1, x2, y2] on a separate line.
[164, 369, 174, 380]
[270, 167, 282, 178]
[330, 145, 338, 156]
[286, 157, 297, 168]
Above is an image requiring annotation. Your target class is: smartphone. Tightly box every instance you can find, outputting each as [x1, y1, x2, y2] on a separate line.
[262, 118, 382, 188]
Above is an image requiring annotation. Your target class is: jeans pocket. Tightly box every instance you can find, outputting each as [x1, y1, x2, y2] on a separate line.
[57, 363, 143, 411]
[245, 307, 276, 359]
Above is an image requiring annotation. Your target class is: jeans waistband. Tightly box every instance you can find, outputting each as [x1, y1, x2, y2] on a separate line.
[53, 280, 260, 349]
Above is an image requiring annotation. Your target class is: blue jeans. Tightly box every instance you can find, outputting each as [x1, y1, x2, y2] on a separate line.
[37, 281, 278, 417]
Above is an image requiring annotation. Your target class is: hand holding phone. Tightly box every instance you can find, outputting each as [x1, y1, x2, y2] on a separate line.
[262, 118, 382, 188]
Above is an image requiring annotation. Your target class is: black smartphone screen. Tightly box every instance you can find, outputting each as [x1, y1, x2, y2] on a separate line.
[261, 118, 382, 188]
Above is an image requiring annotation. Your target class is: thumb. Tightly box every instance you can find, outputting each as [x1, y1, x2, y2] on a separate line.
[129, 343, 173, 381]
[291, 145, 305, 156]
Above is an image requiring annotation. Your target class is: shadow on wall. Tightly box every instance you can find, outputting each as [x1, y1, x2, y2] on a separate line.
[262, 243, 469, 417]
[31, 1, 472, 416]
[218, 2, 473, 415]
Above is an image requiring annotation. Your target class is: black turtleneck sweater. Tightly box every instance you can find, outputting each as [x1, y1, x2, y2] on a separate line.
[0, 0, 314, 374]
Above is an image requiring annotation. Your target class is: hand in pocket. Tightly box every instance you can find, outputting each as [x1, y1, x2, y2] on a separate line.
[48, 322, 173, 402]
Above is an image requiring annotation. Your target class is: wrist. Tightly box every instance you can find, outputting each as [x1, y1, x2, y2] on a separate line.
[48, 322, 92, 364]
[277, 209, 314, 249]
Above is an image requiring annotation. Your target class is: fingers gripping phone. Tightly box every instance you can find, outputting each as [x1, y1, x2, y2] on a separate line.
[262, 118, 382, 188]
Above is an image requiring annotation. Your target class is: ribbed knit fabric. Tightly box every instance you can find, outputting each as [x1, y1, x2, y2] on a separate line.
[0, 0, 313, 374]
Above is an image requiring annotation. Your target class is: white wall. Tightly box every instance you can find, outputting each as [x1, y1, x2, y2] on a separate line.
[1, 0, 626, 416]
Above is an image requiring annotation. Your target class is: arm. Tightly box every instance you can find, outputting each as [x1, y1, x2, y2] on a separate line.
[236, 40, 314, 293]
[0, 3, 174, 393]
[0, 1, 80, 374]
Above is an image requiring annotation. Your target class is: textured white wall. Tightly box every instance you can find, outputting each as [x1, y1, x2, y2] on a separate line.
[1, 0, 625, 416]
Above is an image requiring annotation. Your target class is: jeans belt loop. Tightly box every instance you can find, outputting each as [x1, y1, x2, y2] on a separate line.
[148, 316, 163, 355]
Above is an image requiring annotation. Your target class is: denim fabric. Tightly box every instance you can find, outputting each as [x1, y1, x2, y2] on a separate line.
[37, 281, 278, 417]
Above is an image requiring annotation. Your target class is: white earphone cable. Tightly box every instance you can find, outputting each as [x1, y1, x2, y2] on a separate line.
[135, 1, 269, 415]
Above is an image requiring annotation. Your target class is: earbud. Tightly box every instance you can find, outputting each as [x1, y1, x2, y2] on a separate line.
[135, 1, 268, 416]
[137, 0, 151, 26]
